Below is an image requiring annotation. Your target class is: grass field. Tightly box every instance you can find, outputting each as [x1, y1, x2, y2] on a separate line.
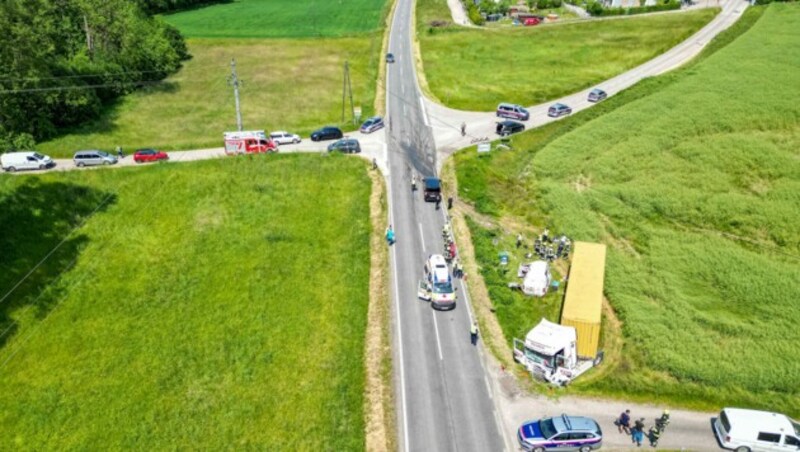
[417, 0, 717, 110]
[454, 4, 800, 416]
[162, 0, 388, 38]
[39, 36, 381, 157]
[0, 155, 373, 448]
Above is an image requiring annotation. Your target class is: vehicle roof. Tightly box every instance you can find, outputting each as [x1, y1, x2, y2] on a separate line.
[590, 88, 605, 93]
[1, 151, 36, 157]
[424, 178, 441, 189]
[498, 102, 522, 108]
[721, 408, 797, 435]
[271, 130, 289, 134]
[499, 120, 523, 126]
[552, 415, 600, 433]
[551, 103, 569, 108]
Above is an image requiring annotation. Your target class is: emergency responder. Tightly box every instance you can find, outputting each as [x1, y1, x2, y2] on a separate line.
[470, 321, 479, 345]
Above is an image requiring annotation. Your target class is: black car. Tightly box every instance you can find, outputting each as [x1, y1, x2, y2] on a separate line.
[548, 103, 572, 118]
[386, 53, 395, 63]
[327, 138, 361, 154]
[496, 120, 525, 136]
[588, 88, 607, 103]
[311, 126, 343, 141]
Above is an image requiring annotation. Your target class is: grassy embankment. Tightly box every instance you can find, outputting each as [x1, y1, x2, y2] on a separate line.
[0, 155, 373, 448]
[39, 0, 389, 157]
[416, 0, 717, 110]
[454, 4, 800, 416]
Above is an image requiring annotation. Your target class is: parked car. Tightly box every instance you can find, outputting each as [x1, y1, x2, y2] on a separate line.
[133, 148, 169, 163]
[270, 131, 301, 145]
[548, 103, 572, 118]
[327, 138, 361, 154]
[73, 150, 118, 167]
[1, 151, 55, 172]
[713, 408, 800, 452]
[386, 53, 395, 63]
[496, 120, 525, 137]
[524, 17, 541, 26]
[518, 414, 602, 452]
[587, 88, 607, 103]
[360, 116, 385, 134]
[310, 126, 343, 142]
[496, 103, 530, 121]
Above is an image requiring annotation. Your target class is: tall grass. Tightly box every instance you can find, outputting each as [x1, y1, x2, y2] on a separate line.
[456, 4, 800, 415]
[162, 0, 388, 38]
[0, 155, 372, 448]
[417, 0, 716, 110]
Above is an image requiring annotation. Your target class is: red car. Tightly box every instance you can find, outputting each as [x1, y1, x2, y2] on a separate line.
[523, 17, 541, 26]
[134, 148, 169, 163]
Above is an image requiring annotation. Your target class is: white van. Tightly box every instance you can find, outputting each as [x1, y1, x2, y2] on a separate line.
[1, 152, 55, 172]
[422, 254, 456, 310]
[522, 260, 551, 297]
[714, 408, 800, 452]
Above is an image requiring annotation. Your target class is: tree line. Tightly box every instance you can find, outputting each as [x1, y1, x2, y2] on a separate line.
[0, 0, 226, 152]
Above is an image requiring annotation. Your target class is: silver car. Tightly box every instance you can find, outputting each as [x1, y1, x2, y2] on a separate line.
[73, 150, 118, 167]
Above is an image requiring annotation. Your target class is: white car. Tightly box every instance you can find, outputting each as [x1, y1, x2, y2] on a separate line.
[522, 261, 551, 297]
[269, 131, 301, 145]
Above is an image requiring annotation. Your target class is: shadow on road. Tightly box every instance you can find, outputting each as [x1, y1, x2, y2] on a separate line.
[0, 179, 115, 349]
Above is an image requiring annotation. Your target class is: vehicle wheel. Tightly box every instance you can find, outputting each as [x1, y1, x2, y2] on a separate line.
[533, 447, 546, 452]
[77, 162, 85, 168]
[579, 447, 592, 452]
[7, 167, 16, 172]
[103, 160, 110, 165]
[39, 164, 45, 170]
[735, 448, 750, 452]
[294, 138, 300, 144]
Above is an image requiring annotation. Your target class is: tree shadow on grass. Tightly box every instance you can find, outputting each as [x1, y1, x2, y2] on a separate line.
[0, 179, 115, 350]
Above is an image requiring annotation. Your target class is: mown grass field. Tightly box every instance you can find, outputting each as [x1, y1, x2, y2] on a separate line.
[454, 4, 800, 416]
[0, 155, 373, 448]
[417, 0, 717, 110]
[39, 37, 381, 157]
[39, 0, 389, 157]
[162, 0, 387, 38]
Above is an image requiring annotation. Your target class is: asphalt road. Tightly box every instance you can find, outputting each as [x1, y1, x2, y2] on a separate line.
[384, 0, 505, 451]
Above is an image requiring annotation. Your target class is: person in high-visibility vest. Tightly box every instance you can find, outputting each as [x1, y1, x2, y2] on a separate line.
[470, 322, 479, 345]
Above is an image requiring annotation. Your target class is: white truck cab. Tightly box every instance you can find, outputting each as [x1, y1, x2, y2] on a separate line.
[714, 408, 800, 452]
[513, 318, 595, 386]
[1, 152, 55, 172]
[421, 254, 456, 310]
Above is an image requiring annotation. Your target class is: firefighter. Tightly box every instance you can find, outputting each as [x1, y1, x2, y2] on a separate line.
[470, 321, 479, 345]
[411, 174, 417, 191]
[648, 426, 661, 447]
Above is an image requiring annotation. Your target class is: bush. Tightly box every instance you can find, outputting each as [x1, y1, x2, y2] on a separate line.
[468, 2, 486, 24]
[586, 0, 681, 16]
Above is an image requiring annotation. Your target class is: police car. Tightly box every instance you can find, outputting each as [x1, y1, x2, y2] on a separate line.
[518, 414, 602, 452]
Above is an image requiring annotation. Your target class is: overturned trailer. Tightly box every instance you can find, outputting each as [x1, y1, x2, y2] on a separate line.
[513, 242, 606, 385]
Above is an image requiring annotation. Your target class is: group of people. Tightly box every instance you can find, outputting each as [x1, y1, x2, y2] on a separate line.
[616, 409, 671, 447]
[530, 228, 571, 262]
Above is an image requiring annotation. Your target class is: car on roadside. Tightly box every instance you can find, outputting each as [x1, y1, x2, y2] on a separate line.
[496, 120, 525, 137]
[496, 103, 530, 121]
[713, 407, 800, 452]
[524, 17, 541, 26]
[587, 88, 607, 103]
[73, 150, 118, 167]
[327, 138, 361, 154]
[310, 126, 343, 142]
[386, 53, 395, 63]
[518, 414, 602, 452]
[269, 131, 301, 145]
[1, 151, 55, 172]
[360, 116, 385, 134]
[133, 148, 169, 163]
[548, 103, 572, 118]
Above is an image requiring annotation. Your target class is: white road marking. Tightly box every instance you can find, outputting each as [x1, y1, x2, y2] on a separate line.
[418, 222, 426, 251]
[431, 310, 444, 361]
[484, 375, 493, 399]
[419, 96, 430, 127]
[388, 176, 410, 452]
[403, 103, 407, 116]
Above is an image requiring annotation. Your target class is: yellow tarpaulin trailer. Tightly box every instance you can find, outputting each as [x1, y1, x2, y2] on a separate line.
[560, 241, 606, 359]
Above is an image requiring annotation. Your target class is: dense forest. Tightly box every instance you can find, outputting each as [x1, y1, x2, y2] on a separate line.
[0, 0, 224, 151]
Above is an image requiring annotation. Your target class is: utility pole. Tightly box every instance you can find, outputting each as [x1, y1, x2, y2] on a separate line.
[341, 61, 355, 123]
[228, 58, 243, 131]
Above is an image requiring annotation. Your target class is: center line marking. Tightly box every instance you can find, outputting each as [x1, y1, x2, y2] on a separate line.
[431, 310, 444, 360]
[418, 222, 426, 251]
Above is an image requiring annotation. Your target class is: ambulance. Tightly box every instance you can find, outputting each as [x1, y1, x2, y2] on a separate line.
[223, 130, 277, 155]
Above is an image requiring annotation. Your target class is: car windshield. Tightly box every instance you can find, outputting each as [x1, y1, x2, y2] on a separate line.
[792, 419, 800, 436]
[98, 151, 109, 157]
[432, 281, 453, 294]
[33, 153, 45, 159]
[523, 346, 556, 368]
[539, 419, 557, 439]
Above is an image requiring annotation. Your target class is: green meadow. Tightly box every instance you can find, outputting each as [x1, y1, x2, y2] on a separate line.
[0, 155, 373, 448]
[455, 4, 800, 415]
[417, 0, 716, 110]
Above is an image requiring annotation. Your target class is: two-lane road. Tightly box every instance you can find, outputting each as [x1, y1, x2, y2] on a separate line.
[385, 0, 505, 451]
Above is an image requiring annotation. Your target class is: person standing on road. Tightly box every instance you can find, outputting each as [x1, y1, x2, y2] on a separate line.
[116, 146, 124, 159]
[617, 409, 631, 434]
[648, 425, 661, 447]
[470, 321, 479, 345]
[632, 418, 645, 446]
[460, 122, 466, 137]
[385, 225, 395, 245]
